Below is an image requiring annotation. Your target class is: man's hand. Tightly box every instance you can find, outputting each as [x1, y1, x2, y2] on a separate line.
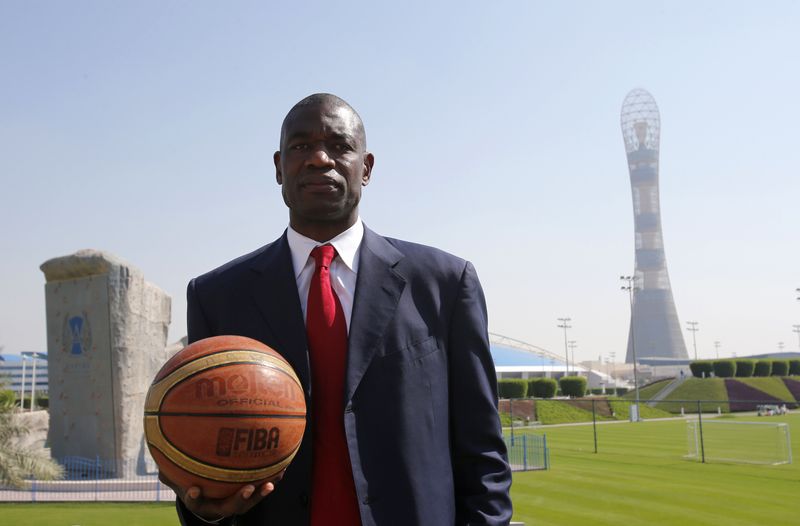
[160, 473, 279, 523]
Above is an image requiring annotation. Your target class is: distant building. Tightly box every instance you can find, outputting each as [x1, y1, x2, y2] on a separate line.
[490, 334, 620, 390]
[0, 353, 49, 395]
[620, 89, 689, 362]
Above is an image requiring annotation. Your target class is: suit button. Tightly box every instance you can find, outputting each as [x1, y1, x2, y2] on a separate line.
[299, 493, 309, 508]
[362, 495, 378, 505]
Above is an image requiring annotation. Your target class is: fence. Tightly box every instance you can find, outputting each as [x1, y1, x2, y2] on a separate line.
[500, 396, 797, 460]
[0, 456, 175, 502]
[504, 433, 549, 471]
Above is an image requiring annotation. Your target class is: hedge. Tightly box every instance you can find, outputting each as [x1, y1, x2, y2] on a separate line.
[753, 360, 772, 377]
[498, 379, 528, 399]
[735, 359, 755, 377]
[559, 376, 587, 397]
[771, 360, 789, 376]
[615, 387, 629, 395]
[712, 360, 736, 378]
[789, 360, 800, 376]
[528, 377, 557, 399]
[690, 361, 714, 378]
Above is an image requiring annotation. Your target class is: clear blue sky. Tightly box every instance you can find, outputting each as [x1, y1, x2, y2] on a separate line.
[2, 1, 799, 363]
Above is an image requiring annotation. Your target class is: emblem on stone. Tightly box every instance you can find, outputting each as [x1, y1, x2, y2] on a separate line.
[62, 312, 92, 355]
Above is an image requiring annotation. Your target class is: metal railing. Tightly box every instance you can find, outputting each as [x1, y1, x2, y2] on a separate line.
[0, 456, 175, 502]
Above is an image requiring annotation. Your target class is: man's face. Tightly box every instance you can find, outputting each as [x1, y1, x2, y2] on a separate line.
[274, 103, 373, 231]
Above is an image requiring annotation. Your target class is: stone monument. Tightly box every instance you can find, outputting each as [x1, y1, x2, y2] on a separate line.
[40, 250, 171, 475]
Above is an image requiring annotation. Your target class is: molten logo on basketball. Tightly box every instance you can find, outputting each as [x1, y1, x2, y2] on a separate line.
[216, 427, 280, 457]
[194, 370, 297, 402]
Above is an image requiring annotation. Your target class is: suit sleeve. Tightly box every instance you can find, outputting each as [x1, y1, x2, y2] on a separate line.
[187, 278, 213, 344]
[175, 279, 237, 526]
[448, 261, 513, 525]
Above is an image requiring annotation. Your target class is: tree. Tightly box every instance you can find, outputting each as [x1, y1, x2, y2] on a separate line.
[0, 388, 63, 488]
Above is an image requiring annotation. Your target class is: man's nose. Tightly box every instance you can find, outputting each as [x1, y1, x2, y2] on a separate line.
[306, 145, 336, 168]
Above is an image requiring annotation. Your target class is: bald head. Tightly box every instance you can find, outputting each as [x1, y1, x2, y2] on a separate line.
[280, 93, 366, 150]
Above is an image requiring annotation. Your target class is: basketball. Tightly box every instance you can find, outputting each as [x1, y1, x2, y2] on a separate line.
[144, 335, 306, 498]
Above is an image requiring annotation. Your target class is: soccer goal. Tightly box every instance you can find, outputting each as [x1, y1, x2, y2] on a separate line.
[686, 420, 793, 465]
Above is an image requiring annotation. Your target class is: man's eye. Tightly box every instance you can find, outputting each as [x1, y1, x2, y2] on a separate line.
[335, 143, 352, 151]
[291, 143, 308, 151]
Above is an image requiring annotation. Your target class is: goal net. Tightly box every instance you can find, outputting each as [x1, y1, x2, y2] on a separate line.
[686, 420, 792, 465]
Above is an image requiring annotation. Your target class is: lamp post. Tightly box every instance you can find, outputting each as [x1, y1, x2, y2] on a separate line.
[620, 275, 641, 421]
[686, 321, 699, 361]
[713, 341, 720, 360]
[568, 340, 578, 374]
[792, 325, 800, 352]
[557, 317, 572, 376]
[778, 341, 785, 352]
[609, 351, 616, 381]
[20, 352, 43, 412]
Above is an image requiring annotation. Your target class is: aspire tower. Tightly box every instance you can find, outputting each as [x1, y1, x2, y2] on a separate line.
[620, 89, 688, 362]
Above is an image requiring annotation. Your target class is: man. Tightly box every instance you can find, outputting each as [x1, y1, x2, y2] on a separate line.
[169, 94, 512, 525]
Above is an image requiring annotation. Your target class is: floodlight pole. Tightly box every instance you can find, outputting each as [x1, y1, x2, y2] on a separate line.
[568, 340, 578, 375]
[557, 317, 572, 376]
[686, 321, 699, 361]
[713, 341, 720, 360]
[792, 325, 800, 352]
[621, 275, 641, 420]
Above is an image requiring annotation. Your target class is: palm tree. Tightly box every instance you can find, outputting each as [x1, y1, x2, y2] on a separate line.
[0, 387, 63, 488]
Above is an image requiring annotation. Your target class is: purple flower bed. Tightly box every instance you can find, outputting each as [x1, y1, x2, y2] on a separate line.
[782, 378, 800, 402]
[724, 379, 785, 411]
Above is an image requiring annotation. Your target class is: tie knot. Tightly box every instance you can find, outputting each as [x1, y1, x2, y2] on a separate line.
[310, 244, 337, 269]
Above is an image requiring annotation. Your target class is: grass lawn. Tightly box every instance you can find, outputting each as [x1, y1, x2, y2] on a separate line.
[0, 502, 176, 526]
[511, 413, 800, 525]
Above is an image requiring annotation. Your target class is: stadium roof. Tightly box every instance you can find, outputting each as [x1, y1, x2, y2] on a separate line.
[489, 333, 565, 367]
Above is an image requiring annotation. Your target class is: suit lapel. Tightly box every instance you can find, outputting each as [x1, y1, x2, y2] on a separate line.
[249, 232, 311, 392]
[345, 227, 406, 405]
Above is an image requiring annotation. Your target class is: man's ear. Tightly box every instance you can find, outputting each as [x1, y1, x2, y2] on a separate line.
[274, 151, 283, 185]
[362, 152, 374, 186]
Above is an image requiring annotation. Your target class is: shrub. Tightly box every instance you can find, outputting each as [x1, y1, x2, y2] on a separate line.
[712, 360, 736, 378]
[771, 360, 789, 376]
[735, 359, 755, 377]
[559, 376, 587, 397]
[690, 361, 714, 378]
[590, 388, 604, 395]
[615, 387, 629, 396]
[789, 360, 800, 376]
[528, 378, 557, 399]
[497, 379, 528, 399]
[753, 360, 772, 377]
[0, 390, 15, 406]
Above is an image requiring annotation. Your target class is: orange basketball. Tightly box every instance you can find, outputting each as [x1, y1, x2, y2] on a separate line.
[144, 335, 306, 498]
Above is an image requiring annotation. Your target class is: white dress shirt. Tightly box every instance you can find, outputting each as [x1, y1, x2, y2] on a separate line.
[286, 219, 363, 333]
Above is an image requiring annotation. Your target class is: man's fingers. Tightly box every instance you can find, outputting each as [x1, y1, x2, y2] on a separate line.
[260, 482, 275, 497]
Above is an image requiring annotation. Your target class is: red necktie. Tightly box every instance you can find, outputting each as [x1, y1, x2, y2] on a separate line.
[306, 245, 361, 525]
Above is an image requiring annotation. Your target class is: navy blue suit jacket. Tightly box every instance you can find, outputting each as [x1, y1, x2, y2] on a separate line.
[177, 226, 512, 525]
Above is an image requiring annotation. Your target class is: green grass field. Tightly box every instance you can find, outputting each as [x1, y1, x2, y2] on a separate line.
[2, 414, 798, 525]
[510, 413, 800, 525]
[0, 502, 176, 526]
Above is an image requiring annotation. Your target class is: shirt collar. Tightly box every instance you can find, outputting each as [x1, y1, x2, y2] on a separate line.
[286, 218, 364, 278]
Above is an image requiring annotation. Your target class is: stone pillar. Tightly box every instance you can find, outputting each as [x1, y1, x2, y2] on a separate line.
[40, 250, 171, 476]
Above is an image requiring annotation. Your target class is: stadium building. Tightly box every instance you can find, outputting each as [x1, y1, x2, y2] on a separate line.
[490, 333, 621, 390]
[0, 352, 49, 396]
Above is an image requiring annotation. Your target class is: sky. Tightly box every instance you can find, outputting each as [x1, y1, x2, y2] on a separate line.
[2, 1, 799, 364]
